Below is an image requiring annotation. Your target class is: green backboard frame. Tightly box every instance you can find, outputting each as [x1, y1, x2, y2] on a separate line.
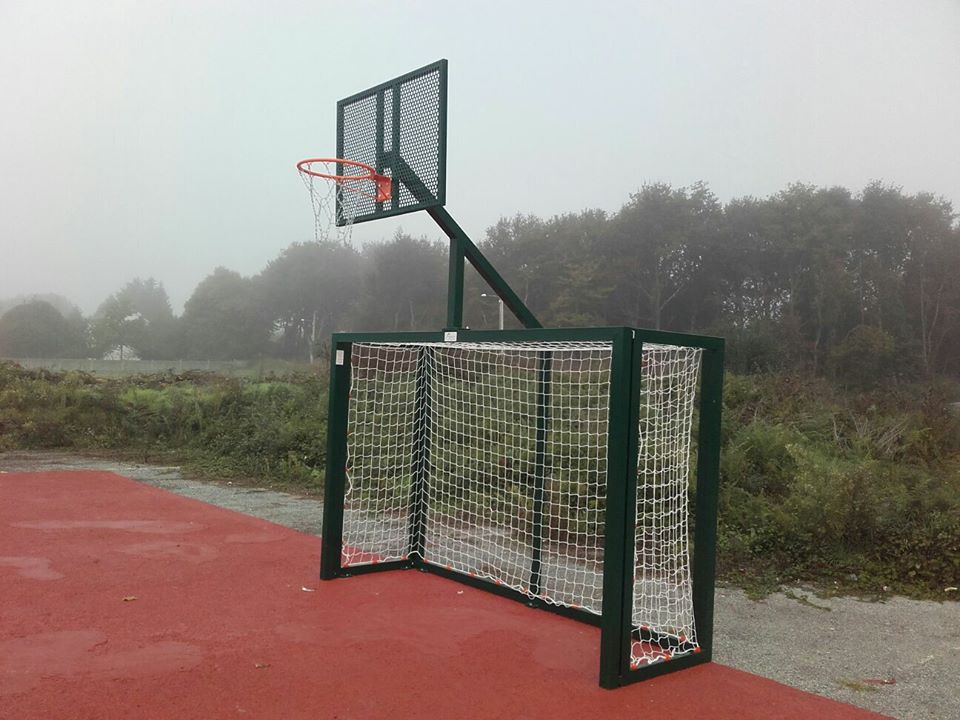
[330, 60, 539, 331]
[336, 59, 448, 225]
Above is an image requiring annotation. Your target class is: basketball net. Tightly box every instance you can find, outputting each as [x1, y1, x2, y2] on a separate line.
[297, 158, 391, 246]
[298, 161, 359, 245]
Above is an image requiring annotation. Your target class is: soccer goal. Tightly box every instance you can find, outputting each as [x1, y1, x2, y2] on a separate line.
[321, 326, 723, 688]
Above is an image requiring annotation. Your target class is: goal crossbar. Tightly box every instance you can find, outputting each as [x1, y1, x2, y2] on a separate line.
[321, 326, 724, 688]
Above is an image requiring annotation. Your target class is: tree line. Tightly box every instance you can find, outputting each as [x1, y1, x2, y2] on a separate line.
[1, 181, 957, 384]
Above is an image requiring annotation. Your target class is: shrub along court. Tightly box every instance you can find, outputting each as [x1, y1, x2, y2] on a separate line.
[1, 360, 957, 598]
[0, 361, 328, 487]
[718, 373, 960, 598]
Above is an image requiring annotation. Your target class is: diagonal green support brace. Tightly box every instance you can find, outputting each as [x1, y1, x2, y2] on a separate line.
[385, 154, 540, 330]
[428, 206, 541, 330]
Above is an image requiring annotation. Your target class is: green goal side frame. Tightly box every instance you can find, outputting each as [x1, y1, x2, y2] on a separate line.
[320, 326, 724, 689]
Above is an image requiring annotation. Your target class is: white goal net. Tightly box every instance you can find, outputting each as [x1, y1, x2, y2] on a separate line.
[340, 340, 702, 667]
[632, 345, 702, 667]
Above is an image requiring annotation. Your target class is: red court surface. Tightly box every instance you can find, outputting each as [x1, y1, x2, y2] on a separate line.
[0, 471, 889, 720]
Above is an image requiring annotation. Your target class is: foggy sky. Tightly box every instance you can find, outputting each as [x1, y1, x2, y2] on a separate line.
[2, 0, 959, 315]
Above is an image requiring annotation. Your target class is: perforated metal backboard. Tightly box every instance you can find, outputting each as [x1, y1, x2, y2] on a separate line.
[337, 59, 447, 225]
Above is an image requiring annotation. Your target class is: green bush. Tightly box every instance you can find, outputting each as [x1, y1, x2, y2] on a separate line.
[831, 325, 896, 389]
[718, 372, 960, 596]
[722, 420, 800, 498]
[0, 361, 328, 487]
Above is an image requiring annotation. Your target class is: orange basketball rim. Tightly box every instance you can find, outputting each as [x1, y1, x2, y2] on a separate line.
[296, 158, 392, 203]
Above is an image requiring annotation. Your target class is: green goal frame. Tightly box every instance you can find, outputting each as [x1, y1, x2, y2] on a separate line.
[320, 325, 724, 689]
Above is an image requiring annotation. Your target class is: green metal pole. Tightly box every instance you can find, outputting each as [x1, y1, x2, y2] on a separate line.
[691, 345, 725, 659]
[387, 155, 535, 331]
[528, 351, 552, 597]
[390, 82, 401, 213]
[598, 328, 637, 688]
[408, 347, 434, 559]
[447, 237, 465, 329]
[335, 101, 345, 227]
[615, 334, 645, 680]
[321, 341, 352, 579]
[374, 91, 386, 215]
[427, 206, 542, 330]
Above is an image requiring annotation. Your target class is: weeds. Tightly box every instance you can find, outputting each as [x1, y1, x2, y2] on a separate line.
[0, 361, 328, 487]
[837, 679, 879, 693]
[718, 373, 960, 599]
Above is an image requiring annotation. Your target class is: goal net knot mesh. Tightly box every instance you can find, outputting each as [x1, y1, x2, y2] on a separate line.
[341, 339, 702, 668]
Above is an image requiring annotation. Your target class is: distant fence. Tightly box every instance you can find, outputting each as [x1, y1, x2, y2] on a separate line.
[2, 357, 319, 377]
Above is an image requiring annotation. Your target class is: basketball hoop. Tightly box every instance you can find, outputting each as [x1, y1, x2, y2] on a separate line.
[297, 158, 392, 244]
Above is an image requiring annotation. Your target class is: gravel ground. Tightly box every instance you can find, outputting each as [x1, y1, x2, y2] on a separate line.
[2, 450, 957, 720]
